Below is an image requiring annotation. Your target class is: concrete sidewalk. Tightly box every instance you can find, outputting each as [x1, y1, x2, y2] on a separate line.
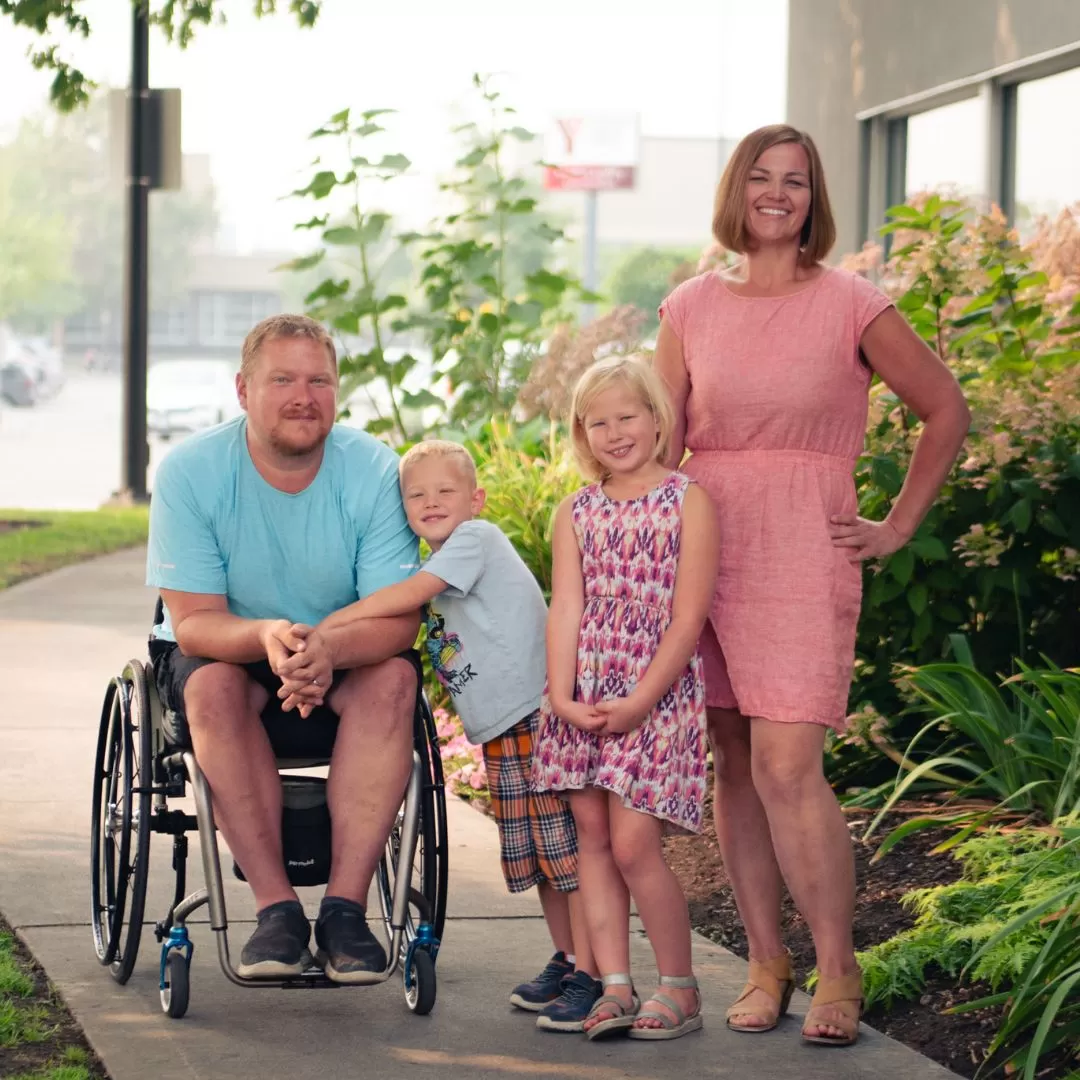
[0, 548, 959, 1080]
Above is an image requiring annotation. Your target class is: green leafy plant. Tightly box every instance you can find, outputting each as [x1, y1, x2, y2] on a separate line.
[855, 820, 1080, 1078]
[281, 108, 427, 442]
[472, 425, 581, 598]
[405, 75, 588, 428]
[862, 646, 1080, 847]
[827, 200, 1080, 787]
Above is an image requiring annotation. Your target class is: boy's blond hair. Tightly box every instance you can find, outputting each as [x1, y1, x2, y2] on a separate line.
[398, 439, 478, 487]
[569, 355, 675, 480]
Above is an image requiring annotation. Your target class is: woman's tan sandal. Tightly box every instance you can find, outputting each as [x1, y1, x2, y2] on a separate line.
[627, 975, 703, 1041]
[584, 974, 639, 1041]
[800, 970, 863, 1047]
[725, 952, 795, 1033]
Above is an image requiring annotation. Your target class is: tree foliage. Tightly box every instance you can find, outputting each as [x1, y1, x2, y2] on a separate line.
[0, 0, 321, 111]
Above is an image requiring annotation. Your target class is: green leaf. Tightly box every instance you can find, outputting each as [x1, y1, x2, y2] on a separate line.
[1008, 498, 1033, 533]
[293, 214, 329, 231]
[478, 311, 500, 333]
[885, 204, 925, 221]
[908, 535, 948, 561]
[400, 389, 444, 410]
[458, 147, 487, 168]
[275, 250, 325, 272]
[907, 582, 929, 615]
[291, 170, 338, 200]
[322, 225, 363, 246]
[357, 213, 391, 245]
[870, 455, 903, 497]
[889, 546, 915, 586]
[365, 417, 396, 436]
[377, 153, 411, 172]
[508, 126, 535, 141]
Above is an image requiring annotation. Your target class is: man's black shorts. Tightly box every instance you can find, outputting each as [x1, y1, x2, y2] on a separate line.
[147, 638, 422, 760]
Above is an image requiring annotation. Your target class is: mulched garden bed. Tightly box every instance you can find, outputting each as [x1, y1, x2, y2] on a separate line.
[663, 787, 1027, 1079]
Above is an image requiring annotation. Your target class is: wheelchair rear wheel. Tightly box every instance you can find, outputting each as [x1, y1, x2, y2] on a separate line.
[90, 660, 152, 984]
[377, 696, 448, 958]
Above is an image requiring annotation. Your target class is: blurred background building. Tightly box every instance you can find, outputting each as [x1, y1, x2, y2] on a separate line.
[789, 0, 1080, 253]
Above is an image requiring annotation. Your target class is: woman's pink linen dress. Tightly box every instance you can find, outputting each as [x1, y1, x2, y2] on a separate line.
[659, 266, 892, 731]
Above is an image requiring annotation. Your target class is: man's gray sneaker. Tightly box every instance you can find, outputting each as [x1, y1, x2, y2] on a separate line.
[314, 897, 387, 984]
[237, 899, 311, 978]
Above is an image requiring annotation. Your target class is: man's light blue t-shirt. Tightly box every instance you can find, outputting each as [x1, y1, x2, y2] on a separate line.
[146, 417, 418, 641]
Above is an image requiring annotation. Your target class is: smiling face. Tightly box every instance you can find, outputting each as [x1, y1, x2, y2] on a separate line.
[581, 381, 661, 479]
[742, 141, 813, 250]
[401, 457, 485, 550]
[237, 334, 338, 459]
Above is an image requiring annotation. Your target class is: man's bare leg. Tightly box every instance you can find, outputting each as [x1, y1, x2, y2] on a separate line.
[324, 658, 415, 901]
[185, 662, 313, 979]
[184, 662, 294, 909]
[315, 658, 415, 983]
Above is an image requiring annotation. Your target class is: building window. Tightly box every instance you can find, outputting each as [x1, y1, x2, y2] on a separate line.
[905, 95, 987, 201]
[1014, 65, 1080, 228]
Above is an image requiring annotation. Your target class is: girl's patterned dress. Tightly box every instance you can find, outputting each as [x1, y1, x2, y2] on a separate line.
[532, 471, 708, 833]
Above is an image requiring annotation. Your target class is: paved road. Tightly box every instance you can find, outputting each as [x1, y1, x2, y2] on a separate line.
[0, 371, 173, 510]
[0, 549, 961, 1080]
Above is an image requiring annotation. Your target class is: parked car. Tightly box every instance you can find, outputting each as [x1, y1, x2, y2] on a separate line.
[9, 337, 65, 401]
[0, 358, 41, 407]
[147, 359, 241, 439]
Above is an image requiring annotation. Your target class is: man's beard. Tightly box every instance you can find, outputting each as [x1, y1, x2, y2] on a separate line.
[267, 420, 328, 458]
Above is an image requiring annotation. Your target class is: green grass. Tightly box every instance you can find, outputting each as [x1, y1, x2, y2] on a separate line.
[7, 1047, 96, 1080]
[0, 508, 149, 590]
[0, 930, 103, 1080]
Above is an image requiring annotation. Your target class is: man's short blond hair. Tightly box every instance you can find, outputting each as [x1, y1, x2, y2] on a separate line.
[398, 439, 478, 487]
[240, 314, 337, 382]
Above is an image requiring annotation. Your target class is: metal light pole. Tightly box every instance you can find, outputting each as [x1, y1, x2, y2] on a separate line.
[121, 0, 150, 501]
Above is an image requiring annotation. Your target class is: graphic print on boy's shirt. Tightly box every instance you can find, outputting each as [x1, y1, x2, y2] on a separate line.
[424, 604, 477, 696]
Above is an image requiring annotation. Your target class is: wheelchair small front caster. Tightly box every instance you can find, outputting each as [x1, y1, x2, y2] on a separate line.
[161, 951, 190, 1018]
[405, 948, 436, 1015]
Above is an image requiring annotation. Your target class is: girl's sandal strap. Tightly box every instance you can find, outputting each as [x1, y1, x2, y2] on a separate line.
[627, 987, 704, 1041]
[584, 981, 639, 1042]
[726, 954, 794, 1032]
[801, 972, 863, 1046]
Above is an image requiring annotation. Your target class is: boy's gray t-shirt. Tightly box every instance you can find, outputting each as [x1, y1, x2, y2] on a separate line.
[422, 519, 547, 745]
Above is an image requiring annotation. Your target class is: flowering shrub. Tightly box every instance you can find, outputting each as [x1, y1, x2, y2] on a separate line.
[435, 707, 490, 809]
[830, 199, 1080, 784]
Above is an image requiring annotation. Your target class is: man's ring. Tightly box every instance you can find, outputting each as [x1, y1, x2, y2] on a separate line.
[312, 678, 321, 687]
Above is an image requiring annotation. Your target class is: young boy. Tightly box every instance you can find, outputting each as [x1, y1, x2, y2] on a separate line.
[321, 440, 599, 1030]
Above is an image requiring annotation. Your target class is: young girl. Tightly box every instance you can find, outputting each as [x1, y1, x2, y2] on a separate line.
[532, 354, 719, 1042]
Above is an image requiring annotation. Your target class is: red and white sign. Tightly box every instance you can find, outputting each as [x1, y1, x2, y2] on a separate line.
[542, 113, 639, 192]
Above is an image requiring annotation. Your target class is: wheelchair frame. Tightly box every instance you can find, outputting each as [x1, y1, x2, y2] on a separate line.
[90, 658, 448, 1018]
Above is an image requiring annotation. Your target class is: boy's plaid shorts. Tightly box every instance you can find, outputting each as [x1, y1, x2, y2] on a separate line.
[482, 709, 579, 894]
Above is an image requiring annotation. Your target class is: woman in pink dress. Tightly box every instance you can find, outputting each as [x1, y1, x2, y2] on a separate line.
[655, 125, 970, 1046]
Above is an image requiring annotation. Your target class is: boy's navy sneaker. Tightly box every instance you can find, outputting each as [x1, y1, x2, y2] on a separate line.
[536, 970, 603, 1032]
[509, 951, 574, 1011]
[237, 899, 311, 978]
[313, 897, 387, 984]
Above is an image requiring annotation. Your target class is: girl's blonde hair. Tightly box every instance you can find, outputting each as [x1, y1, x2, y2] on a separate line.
[569, 355, 674, 480]
[712, 124, 836, 268]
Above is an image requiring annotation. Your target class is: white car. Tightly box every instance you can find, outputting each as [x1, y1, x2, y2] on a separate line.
[147, 359, 241, 439]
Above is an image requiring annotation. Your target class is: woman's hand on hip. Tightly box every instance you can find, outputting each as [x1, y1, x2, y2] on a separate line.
[829, 515, 908, 560]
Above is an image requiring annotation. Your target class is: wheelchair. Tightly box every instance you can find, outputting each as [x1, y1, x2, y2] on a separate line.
[88, 639, 448, 1019]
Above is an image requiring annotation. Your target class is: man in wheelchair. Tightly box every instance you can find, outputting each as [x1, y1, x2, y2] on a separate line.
[146, 314, 421, 984]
